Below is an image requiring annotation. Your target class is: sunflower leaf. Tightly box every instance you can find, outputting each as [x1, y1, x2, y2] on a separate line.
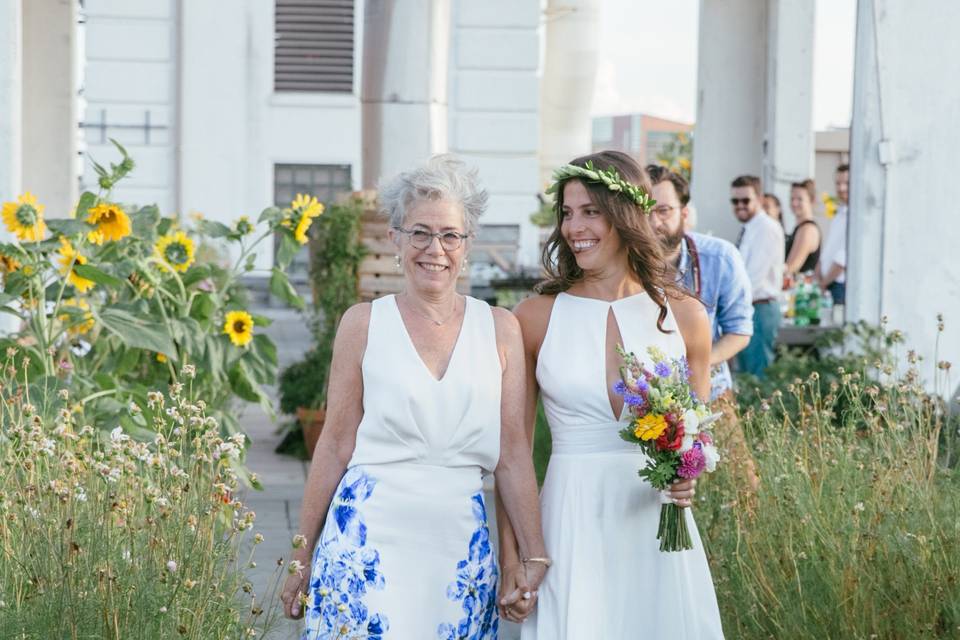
[73, 264, 125, 289]
[275, 232, 300, 270]
[257, 206, 283, 224]
[132, 205, 160, 238]
[269, 268, 304, 310]
[46, 218, 92, 237]
[96, 306, 177, 360]
[197, 220, 232, 238]
[75, 191, 98, 220]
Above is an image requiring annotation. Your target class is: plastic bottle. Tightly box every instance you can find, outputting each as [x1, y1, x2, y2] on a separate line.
[821, 289, 834, 325]
[794, 279, 809, 327]
[807, 275, 821, 325]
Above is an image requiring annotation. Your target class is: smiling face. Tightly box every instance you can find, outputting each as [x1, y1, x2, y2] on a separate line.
[731, 185, 761, 223]
[389, 198, 467, 296]
[560, 180, 625, 272]
[790, 186, 813, 219]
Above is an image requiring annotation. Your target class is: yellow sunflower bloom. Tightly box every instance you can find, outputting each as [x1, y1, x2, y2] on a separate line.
[633, 413, 669, 441]
[290, 193, 324, 244]
[822, 192, 837, 219]
[2, 192, 48, 242]
[86, 203, 132, 243]
[0, 252, 20, 274]
[155, 231, 196, 273]
[57, 238, 96, 293]
[223, 310, 254, 347]
[59, 298, 96, 336]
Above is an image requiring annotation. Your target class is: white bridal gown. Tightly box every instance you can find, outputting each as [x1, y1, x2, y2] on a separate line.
[302, 295, 501, 640]
[521, 291, 724, 639]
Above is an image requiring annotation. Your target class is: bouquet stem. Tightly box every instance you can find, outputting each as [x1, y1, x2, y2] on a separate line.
[657, 503, 693, 552]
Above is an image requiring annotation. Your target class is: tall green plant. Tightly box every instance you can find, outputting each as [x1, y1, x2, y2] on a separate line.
[0, 141, 317, 444]
[278, 196, 366, 415]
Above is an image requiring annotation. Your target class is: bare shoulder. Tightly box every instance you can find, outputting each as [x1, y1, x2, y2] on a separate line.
[669, 293, 710, 341]
[333, 302, 373, 355]
[513, 294, 556, 332]
[491, 305, 522, 339]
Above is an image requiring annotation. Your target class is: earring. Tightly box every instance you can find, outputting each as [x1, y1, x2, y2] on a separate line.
[394, 255, 401, 271]
[461, 259, 469, 274]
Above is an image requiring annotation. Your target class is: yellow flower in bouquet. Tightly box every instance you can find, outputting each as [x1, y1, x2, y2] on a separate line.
[3, 192, 48, 242]
[633, 413, 669, 441]
[86, 202, 131, 243]
[223, 310, 254, 347]
[155, 231, 196, 273]
[57, 238, 96, 293]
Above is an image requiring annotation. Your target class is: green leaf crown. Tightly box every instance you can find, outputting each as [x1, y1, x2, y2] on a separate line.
[545, 160, 656, 214]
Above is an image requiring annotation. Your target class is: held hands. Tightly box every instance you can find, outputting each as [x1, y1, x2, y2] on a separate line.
[280, 548, 312, 619]
[498, 560, 548, 624]
[666, 477, 697, 508]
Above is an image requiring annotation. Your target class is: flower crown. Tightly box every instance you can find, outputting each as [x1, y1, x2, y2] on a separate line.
[545, 161, 656, 214]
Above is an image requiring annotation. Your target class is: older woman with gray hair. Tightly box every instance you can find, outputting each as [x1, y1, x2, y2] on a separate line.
[282, 154, 548, 638]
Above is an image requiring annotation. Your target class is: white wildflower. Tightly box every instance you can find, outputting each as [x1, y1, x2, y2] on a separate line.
[167, 560, 178, 573]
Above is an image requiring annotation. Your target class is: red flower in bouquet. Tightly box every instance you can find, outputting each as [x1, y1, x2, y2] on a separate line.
[654, 415, 685, 451]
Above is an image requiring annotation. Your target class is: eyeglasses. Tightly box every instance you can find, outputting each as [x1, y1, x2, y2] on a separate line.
[730, 198, 751, 206]
[649, 205, 678, 217]
[394, 227, 469, 251]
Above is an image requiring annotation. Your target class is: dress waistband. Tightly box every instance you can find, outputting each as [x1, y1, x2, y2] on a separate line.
[549, 421, 642, 455]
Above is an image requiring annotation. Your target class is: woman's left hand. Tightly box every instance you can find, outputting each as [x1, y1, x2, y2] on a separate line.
[666, 477, 697, 508]
[498, 561, 544, 623]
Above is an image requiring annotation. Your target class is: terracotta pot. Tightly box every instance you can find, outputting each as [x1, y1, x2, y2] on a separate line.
[296, 406, 326, 459]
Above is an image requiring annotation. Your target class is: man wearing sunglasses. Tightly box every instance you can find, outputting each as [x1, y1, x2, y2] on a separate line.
[730, 175, 784, 377]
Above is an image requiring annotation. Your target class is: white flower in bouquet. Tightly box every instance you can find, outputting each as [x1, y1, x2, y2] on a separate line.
[683, 409, 701, 434]
[702, 444, 721, 472]
[680, 434, 695, 453]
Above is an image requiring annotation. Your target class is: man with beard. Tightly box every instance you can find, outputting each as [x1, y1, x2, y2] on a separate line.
[647, 165, 760, 492]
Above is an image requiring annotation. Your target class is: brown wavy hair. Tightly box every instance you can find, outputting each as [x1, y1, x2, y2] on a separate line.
[537, 150, 686, 333]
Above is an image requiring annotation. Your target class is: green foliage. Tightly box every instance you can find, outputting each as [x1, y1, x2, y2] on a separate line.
[699, 322, 960, 638]
[0, 144, 308, 444]
[278, 196, 367, 420]
[0, 355, 283, 639]
[654, 131, 693, 182]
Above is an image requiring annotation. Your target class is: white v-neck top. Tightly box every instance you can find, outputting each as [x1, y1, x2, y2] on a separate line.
[347, 294, 502, 471]
[536, 291, 687, 455]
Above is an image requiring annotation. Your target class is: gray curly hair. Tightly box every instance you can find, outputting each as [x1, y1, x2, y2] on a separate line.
[378, 154, 488, 235]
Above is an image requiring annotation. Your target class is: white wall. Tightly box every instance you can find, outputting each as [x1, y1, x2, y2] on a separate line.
[449, 0, 541, 268]
[691, 0, 767, 241]
[22, 0, 78, 217]
[848, 0, 960, 394]
[0, 0, 22, 218]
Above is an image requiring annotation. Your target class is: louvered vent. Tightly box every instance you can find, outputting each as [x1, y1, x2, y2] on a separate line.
[275, 0, 354, 92]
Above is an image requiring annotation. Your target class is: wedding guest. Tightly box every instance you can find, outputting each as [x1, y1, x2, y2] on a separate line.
[818, 164, 849, 304]
[731, 175, 784, 377]
[282, 155, 547, 638]
[763, 192, 784, 228]
[784, 179, 821, 277]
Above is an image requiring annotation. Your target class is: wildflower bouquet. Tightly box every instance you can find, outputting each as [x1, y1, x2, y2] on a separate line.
[614, 345, 721, 551]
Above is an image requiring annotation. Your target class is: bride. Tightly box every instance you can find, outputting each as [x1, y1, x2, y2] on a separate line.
[497, 151, 724, 638]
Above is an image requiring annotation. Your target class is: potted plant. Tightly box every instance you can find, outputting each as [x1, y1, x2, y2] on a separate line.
[277, 195, 367, 458]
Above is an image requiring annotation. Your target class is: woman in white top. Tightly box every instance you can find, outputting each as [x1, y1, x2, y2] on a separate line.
[281, 155, 548, 639]
[498, 151, 724, 638]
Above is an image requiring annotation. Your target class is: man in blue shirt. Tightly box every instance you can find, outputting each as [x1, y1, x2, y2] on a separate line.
[647, 165, 759, 490]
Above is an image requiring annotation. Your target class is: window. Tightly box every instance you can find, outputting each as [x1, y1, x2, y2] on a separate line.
[274, 164, 352, 281]
[470, 224, 520, 281]
[274, 0, 354, 92]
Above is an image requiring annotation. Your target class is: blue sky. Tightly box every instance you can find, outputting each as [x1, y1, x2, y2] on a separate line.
[591, 0, 856, 130]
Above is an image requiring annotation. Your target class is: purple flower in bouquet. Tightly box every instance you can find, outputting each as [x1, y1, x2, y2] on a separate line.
[677, 443, 706, 479]
[613, 380, 628, 395]
[654, 361, 672, 378]
[624, 392, 646, 408]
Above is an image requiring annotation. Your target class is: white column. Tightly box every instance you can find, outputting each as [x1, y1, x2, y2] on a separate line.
[22, 0, 78, 217]
[848, 0, 960, 393]
[0, 0, 22, 334]
[538, 0, 600, 186]
[691, 0, 767, 241]
[763, 0, 815, 232]
[361, 0, 450, 188]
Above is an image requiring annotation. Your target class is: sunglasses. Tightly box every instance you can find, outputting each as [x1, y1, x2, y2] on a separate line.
[730, 198, 751, 206]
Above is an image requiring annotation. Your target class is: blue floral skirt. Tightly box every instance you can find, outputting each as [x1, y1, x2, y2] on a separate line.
[301, 463, 499, 640]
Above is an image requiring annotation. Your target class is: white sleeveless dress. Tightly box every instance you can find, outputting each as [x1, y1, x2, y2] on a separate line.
[302, 295, 502, 640]
[521, 292, 724, 639]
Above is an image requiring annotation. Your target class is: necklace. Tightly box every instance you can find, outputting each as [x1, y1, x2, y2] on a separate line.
[401, 294, 460, 326]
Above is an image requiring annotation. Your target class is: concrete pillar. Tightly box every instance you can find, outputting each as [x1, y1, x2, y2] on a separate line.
[539, 0, 600, 185]
[763, 0, 815, 232]
[1, 0, 22, 215]
[848, 0, 960, 394]
[22, 0, 78, 217]
[361, 0, 450, 188]
[0, 0, 21, 334]
[691, 0, 767, 241]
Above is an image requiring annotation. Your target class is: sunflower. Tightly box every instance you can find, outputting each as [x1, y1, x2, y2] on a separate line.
[0, 251, 20, 274]
[235, 215, 254, 236]
[223, 310, 254, 347]
[59, 298, 96, 336]
[633, 413, 669, 441]
[155, 231, 196, 273]
[290, 193, 324, 244]
[86, 202, 132, 243]
[2, 192, 48, 242]
[57, 238, 96, 293]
